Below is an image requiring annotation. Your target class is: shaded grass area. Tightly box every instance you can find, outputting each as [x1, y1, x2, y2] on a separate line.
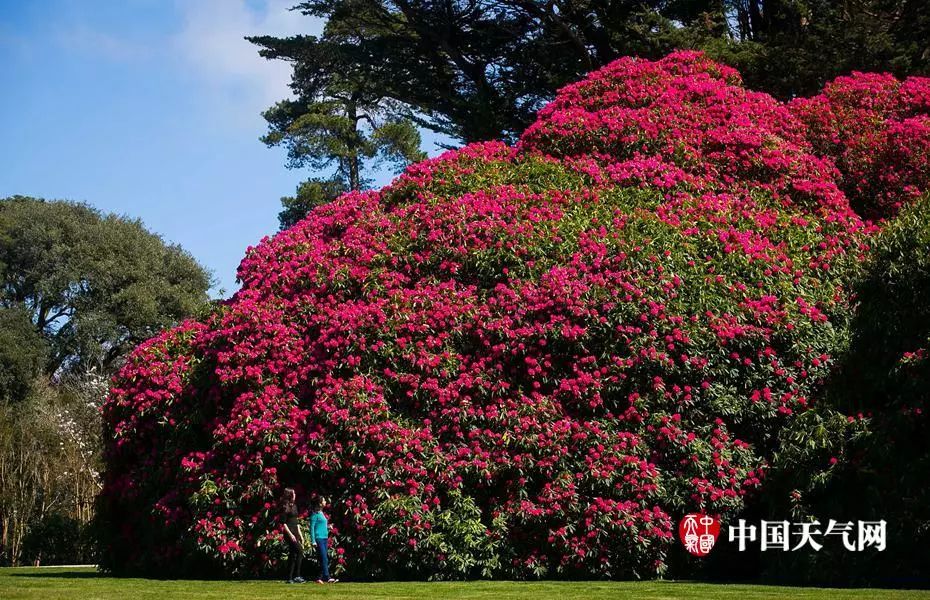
[2, 567, 929, 600]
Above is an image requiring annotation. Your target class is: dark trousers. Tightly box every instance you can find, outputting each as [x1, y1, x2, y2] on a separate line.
[315, 538, 330, 580]
[287, 538, 303, 580]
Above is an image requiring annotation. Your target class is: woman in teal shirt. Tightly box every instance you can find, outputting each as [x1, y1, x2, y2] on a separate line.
[309, 498, 337, 583]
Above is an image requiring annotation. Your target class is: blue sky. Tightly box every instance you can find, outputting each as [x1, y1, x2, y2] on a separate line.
[0, 0, 446, 296]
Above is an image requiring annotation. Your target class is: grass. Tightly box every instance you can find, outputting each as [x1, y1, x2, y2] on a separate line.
[1, 567, 929, 600]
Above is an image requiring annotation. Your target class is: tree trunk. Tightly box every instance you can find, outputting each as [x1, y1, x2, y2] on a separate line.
[347, 100, 362, 190]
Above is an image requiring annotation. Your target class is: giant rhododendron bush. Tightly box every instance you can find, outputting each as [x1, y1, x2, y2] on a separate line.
[98, 52, 872, 579]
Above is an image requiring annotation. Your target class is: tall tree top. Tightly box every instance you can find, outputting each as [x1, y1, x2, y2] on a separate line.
[0, 196, 212, 376]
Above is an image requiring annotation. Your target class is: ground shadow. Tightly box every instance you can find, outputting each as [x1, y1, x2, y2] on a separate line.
[10, 571, 103, 579]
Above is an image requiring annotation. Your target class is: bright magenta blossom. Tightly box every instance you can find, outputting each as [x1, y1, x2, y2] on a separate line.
[99, 52, 874, 579]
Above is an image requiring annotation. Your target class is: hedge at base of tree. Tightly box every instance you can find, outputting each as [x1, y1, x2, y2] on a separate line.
[19, 513, 95, 567]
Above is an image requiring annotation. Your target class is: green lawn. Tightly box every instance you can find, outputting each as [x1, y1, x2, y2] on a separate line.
[1, 567, 928, 600]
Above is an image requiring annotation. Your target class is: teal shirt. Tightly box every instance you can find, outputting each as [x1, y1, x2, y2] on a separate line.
[309, 510, 328, 540]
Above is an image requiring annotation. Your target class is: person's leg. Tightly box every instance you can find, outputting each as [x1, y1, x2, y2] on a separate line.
[287, 540, 298, 581]
[316, 538, 330, 580]
[294, 541, 303, 579]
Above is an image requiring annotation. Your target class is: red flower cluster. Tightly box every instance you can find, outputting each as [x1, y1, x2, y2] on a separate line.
[99, 52, 871, 579]
[520, 52, 859, 222]
[790, 71, 930, 220]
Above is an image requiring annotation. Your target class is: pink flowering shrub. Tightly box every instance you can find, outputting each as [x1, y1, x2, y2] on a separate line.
[790, 72, 930, 220]
[98, 52, 868, 579]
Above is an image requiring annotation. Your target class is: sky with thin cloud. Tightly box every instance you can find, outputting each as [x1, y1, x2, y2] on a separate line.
[0, 1, 438, 296]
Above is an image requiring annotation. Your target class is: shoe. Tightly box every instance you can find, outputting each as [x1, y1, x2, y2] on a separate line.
[293, 576, 306, 584]
[327, 578, 338, 583]
[316, 579, 325, 584]
[285, 579, 294, 584]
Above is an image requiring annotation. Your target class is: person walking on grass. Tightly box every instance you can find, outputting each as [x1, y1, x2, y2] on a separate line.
[281, 488, 305, 584]
[310, 497, 338, 583]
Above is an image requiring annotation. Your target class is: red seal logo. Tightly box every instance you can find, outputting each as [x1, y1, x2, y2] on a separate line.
[679, 513, 720, 557]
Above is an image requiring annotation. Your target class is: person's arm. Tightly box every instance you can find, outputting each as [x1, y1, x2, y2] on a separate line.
[283, 523, 297, 543]
[296, 523, 303, 544]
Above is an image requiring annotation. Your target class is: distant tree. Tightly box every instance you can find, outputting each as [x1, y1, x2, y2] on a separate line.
[278, 177, 348, 230]
[0, 308, 45, 404]
[0, 395, 58, 565]
[0, 195, 212, 377]
[0, 380, 99, 566]
[697, 0, 930, 98]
